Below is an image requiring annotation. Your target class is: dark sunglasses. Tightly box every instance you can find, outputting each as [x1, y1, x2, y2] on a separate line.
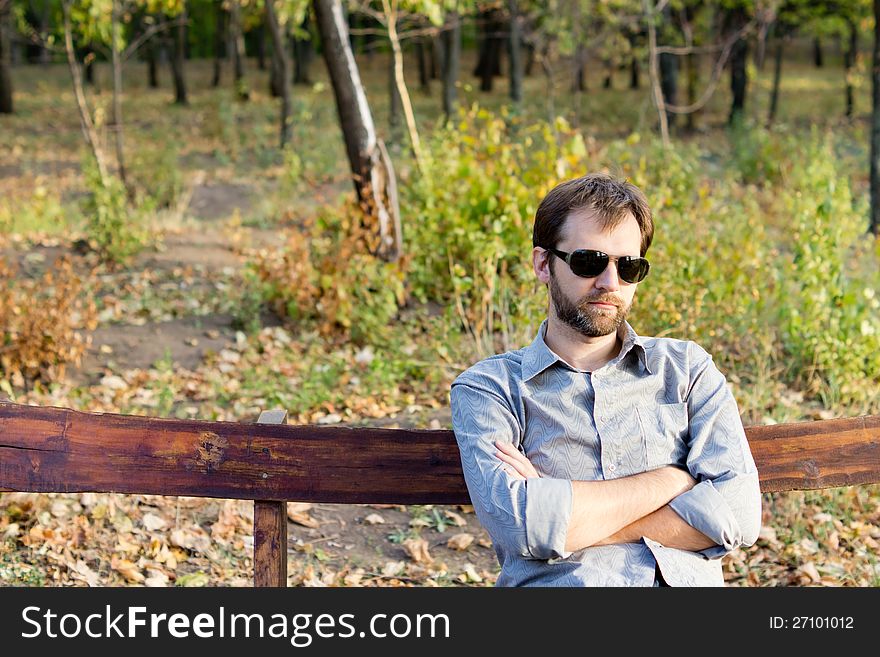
[545, 247, 650, 284]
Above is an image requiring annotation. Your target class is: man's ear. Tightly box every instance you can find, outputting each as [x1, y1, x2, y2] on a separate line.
[532, 247, 551, 285]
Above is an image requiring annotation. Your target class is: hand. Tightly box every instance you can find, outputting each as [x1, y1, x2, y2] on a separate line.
[494, 440, 541, 480]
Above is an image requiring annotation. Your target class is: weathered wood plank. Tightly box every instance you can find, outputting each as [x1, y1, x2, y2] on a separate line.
[1, 402, 879, 498]
[254, 410, 288, 587]
[746, 414, 880, 492]
[0, 401, 467, 503]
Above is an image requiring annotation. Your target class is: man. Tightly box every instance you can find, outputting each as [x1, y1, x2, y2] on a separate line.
[450, 173, 762, 586]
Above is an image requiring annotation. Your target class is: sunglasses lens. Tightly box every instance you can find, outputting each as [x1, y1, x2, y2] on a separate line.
[569, 250, 609, 277]
[619, 258, 650, 283]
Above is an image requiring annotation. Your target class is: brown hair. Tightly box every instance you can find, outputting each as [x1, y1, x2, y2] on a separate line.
[532, 173, 654, 267]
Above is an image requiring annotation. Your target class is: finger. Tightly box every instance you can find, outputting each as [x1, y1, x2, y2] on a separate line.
[494, 449, 519, 464]
[494, 450, 529, 471]
[496, 455, 529, 478]
[502, 465, 525, 480]
[494, 440, 523, 453]
[494, 440, 528, 463]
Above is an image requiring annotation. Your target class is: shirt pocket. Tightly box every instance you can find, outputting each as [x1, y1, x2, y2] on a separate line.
[636, 402, 689, 469]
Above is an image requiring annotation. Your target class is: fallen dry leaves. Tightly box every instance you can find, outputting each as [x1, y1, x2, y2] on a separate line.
[287, 503, 320, 529]
[447, 533, 475, 551]
[402, 538, 434, 565]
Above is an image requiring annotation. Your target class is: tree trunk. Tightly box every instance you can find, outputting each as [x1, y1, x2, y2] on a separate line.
[269, 44, 281, 97]
[84, 49, 95, 85]
[0, 0, 12, 114]
[540, 41, 556, 124]
[768, 37, 783, 126]
[484, 13, 503, 91]
[389, 52, 402, 142]
[871, 0, 880, 235]
[110, 2, 129, 193]
[147, 36, 160, 88]
[659, 51, 677, 128]
[431, 35, 442, 80]
[627, 27, 642, 90]
[230, 2, 249, 100]
[38, 1, 51, 64]
[264, 0, 292, 148]
[212, 1, 226, 87]
[62, 1, 111, 185]
[572, 49, 586, 92]
[362, 13, 375, 64]
[525, 41, 535, 76]
[312, 0, 403, 262]
[475, 9, 503, 91]
[474, 10, 489, 76]
[171, 11, 188, 105]
[383, 0, 423, 170]
[682, 5, 697, 129]
[570, 0, 584, 125]
[755, 22, 767, 70]
[508, 0, 523, 103]
[684, 50, 696, 129]
[727, 9, 748, 125]
[293, 17, 313, 85]
[814, 37, 824, 68]
[415, 38, 429, 93]
[845, 18, 858, 119]
[645, 0, 668, 145]
[441, 10, 460, 120]
[256, 20, 267, 70]
[603, 61, 612, 89]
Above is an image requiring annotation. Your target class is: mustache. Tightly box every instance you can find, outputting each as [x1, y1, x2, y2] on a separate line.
[582, 296, 624, 306]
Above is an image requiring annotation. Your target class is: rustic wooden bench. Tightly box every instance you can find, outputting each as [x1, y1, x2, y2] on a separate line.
[1, 401, 878, 586]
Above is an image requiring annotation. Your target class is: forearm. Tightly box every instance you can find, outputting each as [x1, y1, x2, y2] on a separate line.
[564, 467, 695, 552]
[594, 504, 717, 551]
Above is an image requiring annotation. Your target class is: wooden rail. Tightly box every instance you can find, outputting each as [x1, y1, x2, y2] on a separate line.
[1, 401, 879, 585]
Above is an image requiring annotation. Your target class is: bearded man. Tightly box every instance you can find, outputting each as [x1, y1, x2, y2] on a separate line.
[450, 173, 762, 586]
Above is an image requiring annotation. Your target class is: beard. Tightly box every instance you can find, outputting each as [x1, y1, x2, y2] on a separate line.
[548, 270, 631, 338]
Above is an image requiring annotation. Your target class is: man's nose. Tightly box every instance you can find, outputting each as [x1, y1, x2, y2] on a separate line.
[594, 260, 621, 291]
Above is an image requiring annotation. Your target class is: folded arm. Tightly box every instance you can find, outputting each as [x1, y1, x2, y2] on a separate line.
[497, 440, 710, 551]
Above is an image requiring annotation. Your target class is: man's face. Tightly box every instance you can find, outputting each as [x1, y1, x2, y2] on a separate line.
[535, 209, 643, 338]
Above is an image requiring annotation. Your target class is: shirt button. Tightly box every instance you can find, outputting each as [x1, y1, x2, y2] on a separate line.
[608, 464, 616, 472]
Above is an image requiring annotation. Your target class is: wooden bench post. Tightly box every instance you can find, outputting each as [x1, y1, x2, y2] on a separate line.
[254, 409, 288, 587]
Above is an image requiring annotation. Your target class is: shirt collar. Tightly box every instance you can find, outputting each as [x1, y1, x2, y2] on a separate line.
[521, 318, 653, 382]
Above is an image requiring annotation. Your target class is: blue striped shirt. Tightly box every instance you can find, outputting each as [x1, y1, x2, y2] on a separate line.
[450, 318, 762, 586]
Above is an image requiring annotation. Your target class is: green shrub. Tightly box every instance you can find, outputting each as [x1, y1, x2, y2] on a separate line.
[0, 181, 72, 236]
[252, 201, 407, 346]
[229, 268, 266, 336]
[727, 120, 787, 185]
[80, 161, 149, 266]
[128, 141, 183, 209]
[618, 133, 779, 377]
[776, 137, 880, 409]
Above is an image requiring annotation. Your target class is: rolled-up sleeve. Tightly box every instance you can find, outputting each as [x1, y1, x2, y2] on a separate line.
[667, 342, 762, 559]
[450, 377, 573, 560]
